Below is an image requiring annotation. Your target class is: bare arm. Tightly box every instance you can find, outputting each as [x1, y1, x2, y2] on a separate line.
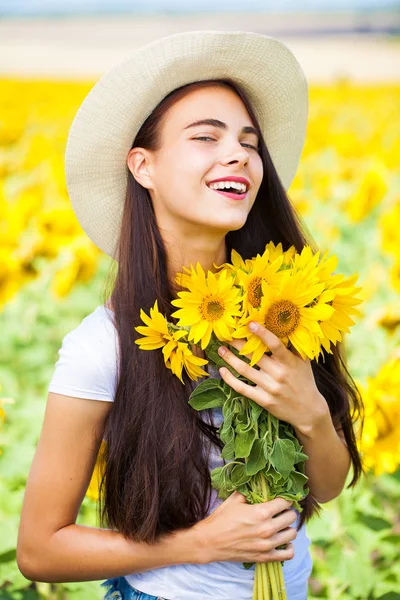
[16, 392, 201, 584]
[294, 397, 352, 504]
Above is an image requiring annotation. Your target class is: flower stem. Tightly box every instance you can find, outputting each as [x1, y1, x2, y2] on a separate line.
[268, 562, 281, 600]
[253, 564, 258, 600]
[263, 563, 271, 599]
[278, 561, 287, 599]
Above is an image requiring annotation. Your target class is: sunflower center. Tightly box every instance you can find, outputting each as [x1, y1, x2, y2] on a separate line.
[264, 300, 300, 337]
[200, 296, 225, 321]
[248, 276, 263, 308]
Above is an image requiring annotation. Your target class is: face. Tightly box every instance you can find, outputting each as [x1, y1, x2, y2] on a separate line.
[127, 84, 264, 238]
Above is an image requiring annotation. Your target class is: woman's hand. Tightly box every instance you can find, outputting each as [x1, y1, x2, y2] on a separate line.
[217, 322, 329, 436]
[193, 491, 297, 565]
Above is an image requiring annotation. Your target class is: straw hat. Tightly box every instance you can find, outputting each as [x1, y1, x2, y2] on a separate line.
[65, 30, 308, 260]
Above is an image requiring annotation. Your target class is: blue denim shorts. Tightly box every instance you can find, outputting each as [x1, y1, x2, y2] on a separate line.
[100, 576, 168, 600]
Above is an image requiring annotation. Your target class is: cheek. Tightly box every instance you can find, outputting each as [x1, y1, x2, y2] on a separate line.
[253, 156, 264, 186]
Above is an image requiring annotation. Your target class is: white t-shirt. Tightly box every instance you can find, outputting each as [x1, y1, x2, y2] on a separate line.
[48, 305, 312, 600]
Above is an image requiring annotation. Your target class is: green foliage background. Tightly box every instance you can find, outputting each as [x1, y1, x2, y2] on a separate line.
[1, 81, 400, 598]
[1, 205, 399, 598]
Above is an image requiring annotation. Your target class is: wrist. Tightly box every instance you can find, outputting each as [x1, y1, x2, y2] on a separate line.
[158, 522, 209, 566]
[295, 393, 331, 439]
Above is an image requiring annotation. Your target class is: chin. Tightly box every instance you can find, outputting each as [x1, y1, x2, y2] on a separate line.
[206, 220, 248, 234]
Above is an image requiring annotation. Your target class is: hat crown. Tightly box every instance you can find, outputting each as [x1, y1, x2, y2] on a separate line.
[65, 30, 308, 259]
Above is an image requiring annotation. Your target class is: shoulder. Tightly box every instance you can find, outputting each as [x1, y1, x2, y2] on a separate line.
[62, 305, 118, 362]
[48, 305, 119, 402]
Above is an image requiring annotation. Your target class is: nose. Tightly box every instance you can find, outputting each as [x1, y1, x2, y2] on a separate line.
[219, 140, 250, 167]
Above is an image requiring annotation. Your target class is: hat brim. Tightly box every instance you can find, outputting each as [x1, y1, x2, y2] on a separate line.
[65, 30, 308, 260]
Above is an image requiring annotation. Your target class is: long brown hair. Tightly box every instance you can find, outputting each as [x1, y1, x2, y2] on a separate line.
[98, 79, 365, 542]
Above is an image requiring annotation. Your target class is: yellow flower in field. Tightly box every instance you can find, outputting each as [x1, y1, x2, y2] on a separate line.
[86, 439, 107, 502]
[370, 302, 400, 335]
[357, 358, 400, 476]
[345, 159, 388, 223]
[233, 269, 334, 365]
[236, 248, 284, 313]
[171, 263, 242, 350]
[379, 196, 400, 256]
[134, 300, 208, 382]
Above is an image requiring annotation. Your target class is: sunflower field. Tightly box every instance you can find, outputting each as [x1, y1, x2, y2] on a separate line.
[0, 78, 399, 599]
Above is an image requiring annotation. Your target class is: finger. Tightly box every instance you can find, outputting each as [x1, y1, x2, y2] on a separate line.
[266, 497, 294, 517]
[218, 366, 271, 409]
[218, 345, 265, 386]
[229, 338, 282, 377]
[247, 322, 292, 363]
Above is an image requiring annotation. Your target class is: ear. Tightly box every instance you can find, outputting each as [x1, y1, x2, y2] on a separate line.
[127, 147, 154, 190]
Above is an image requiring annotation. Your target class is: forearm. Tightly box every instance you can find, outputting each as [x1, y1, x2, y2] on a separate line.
[19, 522, 200, 584]
[294, 396, 351, 503]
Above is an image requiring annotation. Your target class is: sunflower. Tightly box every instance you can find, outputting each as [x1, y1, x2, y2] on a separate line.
[86, 439, 107, 503]
[318, 272, 364, 354]
[265, 241, 297, 267]
[171, 262, 242, 350]
[290, 246, 363, 354]
[134, 299, 208, 382]
[134, 299, 188, 350]
[211, 248, 253, 285]
[357, 357, 400, 476]
[232, 268, 335, 365]
[236, 247, 285, 314]
[163, 340, 209, 383]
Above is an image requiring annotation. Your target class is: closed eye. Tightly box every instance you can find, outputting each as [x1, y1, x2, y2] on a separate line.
[193, 136, 259, 152]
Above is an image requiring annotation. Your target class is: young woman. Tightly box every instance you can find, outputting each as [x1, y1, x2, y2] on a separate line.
[16, 31, 364, 600]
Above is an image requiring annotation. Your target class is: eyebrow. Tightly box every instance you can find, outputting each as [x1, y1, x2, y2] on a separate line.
[183, 118, 259, 139]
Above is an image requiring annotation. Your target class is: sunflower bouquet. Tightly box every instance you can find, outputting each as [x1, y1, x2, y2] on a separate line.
[134, 241, 363, 600]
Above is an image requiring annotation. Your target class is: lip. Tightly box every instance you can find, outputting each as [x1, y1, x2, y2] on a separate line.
[206, 175, 251, 191]
[210, 188, 248, 201]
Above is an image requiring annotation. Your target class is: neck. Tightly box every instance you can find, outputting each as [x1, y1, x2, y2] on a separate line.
[163, 231, 227, 290]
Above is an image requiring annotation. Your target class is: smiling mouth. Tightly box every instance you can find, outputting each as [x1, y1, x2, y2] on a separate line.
[206, 184, 248, 200]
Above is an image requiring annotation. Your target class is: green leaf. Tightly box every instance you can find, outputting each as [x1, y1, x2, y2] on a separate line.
[249, 399, 263, 423]
[190, 378, 224, 398]
[294, 450, 309, 463]
[221, 435, 235, 460]
[270, 438, 297, 478]
[210, 466, 227, 491]
[356, 514, 393, 531]
[188, 392, 225, 410]
[234, 429, 256, 458]
[188, 378, 226, 409]
[288, 470, 309, 494]
[0, 549, 16, 563]
[245, 438, 267, 476]
[230, 463, 252, 486]
[266, 463, 287, 485]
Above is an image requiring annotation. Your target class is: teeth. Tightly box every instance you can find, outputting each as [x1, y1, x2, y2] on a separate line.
[208, 181, 247, 193]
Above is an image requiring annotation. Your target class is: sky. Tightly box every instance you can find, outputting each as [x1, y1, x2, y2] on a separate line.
[0, 0, 398, 16]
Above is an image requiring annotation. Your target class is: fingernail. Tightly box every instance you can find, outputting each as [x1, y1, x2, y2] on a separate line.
[218, 346, 226, 356]
[249, 322, 258, 332]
